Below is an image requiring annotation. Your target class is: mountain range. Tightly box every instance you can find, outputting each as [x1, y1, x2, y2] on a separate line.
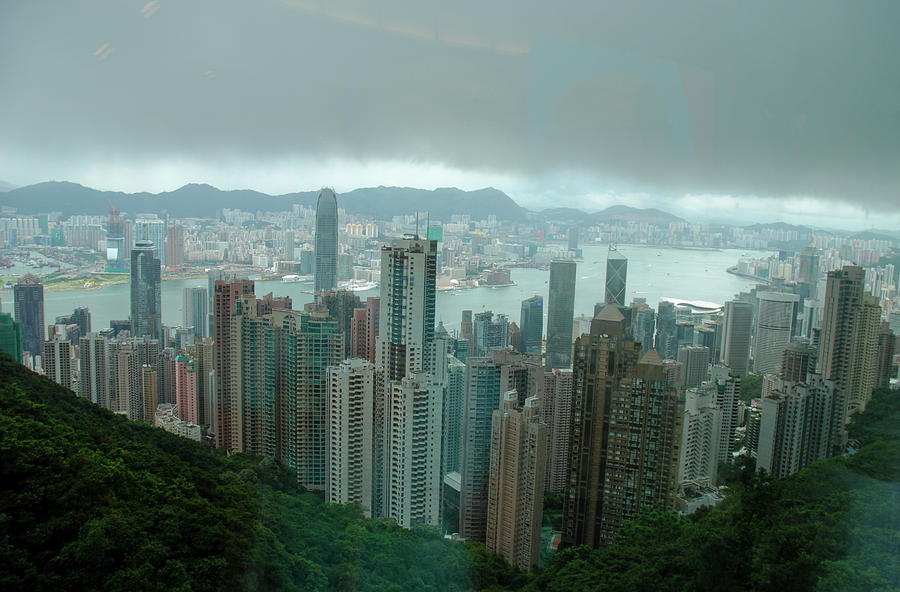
[0, 181, 684, 225]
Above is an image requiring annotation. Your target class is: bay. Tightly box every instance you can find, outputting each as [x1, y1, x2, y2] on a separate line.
[13, 245, 768, 335]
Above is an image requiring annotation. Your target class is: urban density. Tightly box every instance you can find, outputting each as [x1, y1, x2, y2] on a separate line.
[1, 185, 897, 572]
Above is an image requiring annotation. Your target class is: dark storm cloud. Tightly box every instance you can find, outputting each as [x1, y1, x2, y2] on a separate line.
[1, 0, 898, 209]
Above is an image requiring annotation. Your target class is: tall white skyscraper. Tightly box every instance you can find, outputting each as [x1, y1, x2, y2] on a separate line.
[374, 235, 441, 524]
[678, 384, 722, 484]
[384, 374, 444, 528]
[754, 292, 800, 376]
[327, 358, 376, 516]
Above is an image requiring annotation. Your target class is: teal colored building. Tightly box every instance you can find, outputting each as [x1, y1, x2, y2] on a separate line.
[0, 312, 23, 363]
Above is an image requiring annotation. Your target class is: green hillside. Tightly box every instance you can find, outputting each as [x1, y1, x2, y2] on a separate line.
[0, 354, 500, 592]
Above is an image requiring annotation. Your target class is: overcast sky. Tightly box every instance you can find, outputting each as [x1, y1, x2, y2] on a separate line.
[2, 0, 899, 229]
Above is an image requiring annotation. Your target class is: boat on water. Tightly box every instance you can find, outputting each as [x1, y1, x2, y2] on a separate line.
[281, 274, 312, 283]
[339, 279, 379, 292]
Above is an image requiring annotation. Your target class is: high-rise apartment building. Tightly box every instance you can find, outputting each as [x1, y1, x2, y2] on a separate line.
[545, 259, 576, 370]
[541, 368, 573, 494]
[141, 364, 159, 424]
[374, 235, 439, 519]
[754, 292, 800, 376]
[563, 306, 681, 548]
[165, 224, 184, 268]
[14, 274, 44, 359]
[563, 305, 643, 548]
[78, 333, 108, 408]
[459, 349, 543, 542]
[130, 241, 163, 342]
[678, 384, 722, 485]
[677, 345, 710, 388]
[817, 266, 880, 443]
[186, 339, 214, 428]
[213, 278, 255, 449]
[875, 323, 895, 389]
[781, 341, 815, 384]
[42, 337, 72, 389]
[472, 310, 509, 357]
[175, 354, 198, 425]
[757, 374, 838, 478]
[710, 364, 741, 463]
[384, 374, 444, 528]
[519, 295, 543, 355]
[604, 246, 627, 307]
[183, 287, 208, 339]
[486, 393, 547, 570]
[314, 188, 338, 292]
[327, 358, 376, 516]
[721, 300, 753, 377]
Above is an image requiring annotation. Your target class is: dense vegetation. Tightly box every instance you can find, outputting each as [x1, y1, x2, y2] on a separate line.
[0, 354, 490, 591]
[2, 351, 897, 591]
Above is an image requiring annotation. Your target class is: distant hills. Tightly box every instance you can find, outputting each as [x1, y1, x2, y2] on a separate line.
[0, 181, 531, 221]
[0, 180, 17, 192]
[0, 180, 687, 224]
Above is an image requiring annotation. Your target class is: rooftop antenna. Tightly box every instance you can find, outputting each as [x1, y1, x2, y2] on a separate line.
[426, 211, 430, 239]
[415, 211, 419, 239]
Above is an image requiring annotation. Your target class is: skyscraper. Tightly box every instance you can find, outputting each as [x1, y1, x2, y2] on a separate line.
[327, 359, 376, 516]
[655, 300, 677, 360]
[213, 278, 255, 450]
[105, 205, 128, 272]
[78, 333, 108, 407]
[42, 337, 72, 389]
[817, 266, 880, 439]
[754, 292, 800, 376]
[757, 374, 838, 478]
[563, 306, 681, 548]
[604, 246, 627, 307]
[710, 364, 741, 463]
[165, 224, 184, 268]
[459, 349, 543, 542]
[485, 393, 547, 570]
[677, 345, 710, 387]
[721, 300, 753, 377]
[0, 312, 23, 362]
[134, 216, 167, 268]
[542, 368, 573, 494]
[546, 259, 576, 370]
[175, 354, 198, 425]
[14, 274, 44, 360]
[73, 306, 91, 336]
[130, 240, 162, 342]
[678, 384, 722, 485]
[875, 323, 896, 389]
[314, 188, 339, 292]
[375, 235, 439, 519]
[472, 311, 510, 357]
[519, 295, 543, 355]
[183, 286, 208, 340]
[781, 341, 815, 384]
